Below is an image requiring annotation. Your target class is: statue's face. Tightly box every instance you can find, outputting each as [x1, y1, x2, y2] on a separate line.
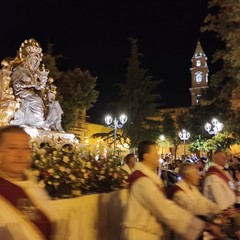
[26, 53, 40, 71]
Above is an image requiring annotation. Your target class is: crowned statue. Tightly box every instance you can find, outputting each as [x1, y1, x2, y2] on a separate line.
[0, 38, 64, 132]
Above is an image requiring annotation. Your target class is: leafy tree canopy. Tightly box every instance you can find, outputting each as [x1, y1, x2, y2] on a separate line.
[201, 0, 240, 101]
[43, 45, 99, 130]
[56, 68, 99, 129]
[115, 38, 162, 148]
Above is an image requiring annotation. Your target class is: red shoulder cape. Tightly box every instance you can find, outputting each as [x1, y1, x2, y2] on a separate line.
[168, 184, 184, 199]
[128, 170, 167, 196]
[0, 177, 52, 239]
[206, 166, 231, 184]
[128, 170, 146, 190]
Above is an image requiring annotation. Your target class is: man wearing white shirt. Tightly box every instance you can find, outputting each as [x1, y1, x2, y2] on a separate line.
[203, 150, 237, 211]
[172, 162, 220, 216]
[171, 163, 220, 240]
[121, 153, 136, 175]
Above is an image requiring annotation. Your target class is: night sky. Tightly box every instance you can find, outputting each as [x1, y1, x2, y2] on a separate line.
[0, 0, 217, 124]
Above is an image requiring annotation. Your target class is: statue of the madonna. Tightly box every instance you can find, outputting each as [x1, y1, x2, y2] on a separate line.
[10, 38, 64, 131]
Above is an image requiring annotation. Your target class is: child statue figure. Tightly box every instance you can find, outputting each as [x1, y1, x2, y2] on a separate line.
[46, 83, 64, 132]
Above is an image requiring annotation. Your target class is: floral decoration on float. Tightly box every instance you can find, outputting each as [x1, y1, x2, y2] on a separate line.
[31, 140, 129, 199]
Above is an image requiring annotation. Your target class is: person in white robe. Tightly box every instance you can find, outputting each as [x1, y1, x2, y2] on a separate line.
[121, 153, 137, 175]
[203, 150, 237, 211]
[172, 162, 220, 216]
[122, 140, 221, 240]
[0, 125, 67, 240]
[171, 162, 221, 240]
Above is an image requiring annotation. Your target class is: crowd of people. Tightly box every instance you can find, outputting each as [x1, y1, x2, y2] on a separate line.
[1, 124, 240, 239]
[121, 143, 240, 239]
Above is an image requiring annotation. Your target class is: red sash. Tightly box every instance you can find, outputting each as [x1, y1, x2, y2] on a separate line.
[206, 166, 231, 185]
[168, 184, 184, 199]
[128, 170, 146, 190]
[129, 170, 167, 196]
[0, 177, 52, 240]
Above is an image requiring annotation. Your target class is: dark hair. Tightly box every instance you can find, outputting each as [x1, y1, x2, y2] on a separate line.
[0, 125, 29, 143]
[213, 149, 224, 155]
[198, 159, 206, 165]
[232, 156, 239, 161]
[124, 153, 135, 164]
[137, 140, 156, 161]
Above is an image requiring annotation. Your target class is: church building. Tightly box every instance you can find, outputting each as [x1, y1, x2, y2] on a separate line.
[189, 41, 209, 106]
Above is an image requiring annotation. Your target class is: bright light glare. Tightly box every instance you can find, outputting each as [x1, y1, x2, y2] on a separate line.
[160, 134, 165, 141]
[105, 115, 113, 125]
[119, 114, 127, 124]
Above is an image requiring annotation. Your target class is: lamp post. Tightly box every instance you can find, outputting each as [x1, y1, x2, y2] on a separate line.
[105, 114, 127, 157]
[178, 129, 190, 160]
[205, 118, 223, 135]
[159, 134, 165, 158]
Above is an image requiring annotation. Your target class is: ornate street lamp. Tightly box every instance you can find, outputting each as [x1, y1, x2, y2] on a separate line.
[105, 114, 127, 157]
[205, 118, 223, 135]
[178, 129, 190, 160]
[159, 134, 165, 158]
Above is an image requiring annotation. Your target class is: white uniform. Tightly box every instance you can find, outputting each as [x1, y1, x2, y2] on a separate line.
[203, 163, 236, 210]
[121, 163, 134, 175]
[172, 180, 220, 216]
[0, 172, 67, 240]
[122, 162, 205, 240]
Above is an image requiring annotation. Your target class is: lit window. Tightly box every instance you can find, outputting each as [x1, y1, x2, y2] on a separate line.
[196, 60, 201, 67]
[195, 72, 202, 84]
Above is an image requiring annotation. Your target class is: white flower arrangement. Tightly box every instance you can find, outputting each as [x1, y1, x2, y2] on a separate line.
[31, 140, 129, 198]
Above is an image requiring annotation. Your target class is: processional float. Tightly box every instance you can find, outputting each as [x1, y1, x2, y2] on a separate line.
[0, 38, 76, 144]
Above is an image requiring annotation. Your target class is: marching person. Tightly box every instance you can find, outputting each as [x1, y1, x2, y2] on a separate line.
[203, 150, 237, 211]
[171, 162, 220, 216]
[0, 125, 66, 240]
[171, 162, 220, 240]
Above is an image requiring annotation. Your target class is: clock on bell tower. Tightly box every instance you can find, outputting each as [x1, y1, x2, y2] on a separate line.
[189, 41, 209, 106]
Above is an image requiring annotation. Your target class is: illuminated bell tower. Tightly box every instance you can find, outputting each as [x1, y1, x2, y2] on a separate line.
[189, 41, 209, 106]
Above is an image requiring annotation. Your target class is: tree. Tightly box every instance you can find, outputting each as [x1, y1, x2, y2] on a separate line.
[160, 113, 180, 158]
[181, 102, 236, 155]
[184, 102, 231, 137]
[200, 0, 240, 146]
[225, 111, 240, 143]
[115, 38, 161, 148]
[43, 44, 99, 130]
[201, 0, 240, 101]
[203, 132, 235, 152]
[56, 68, 99, 130]
[42, 43, 62, 81]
